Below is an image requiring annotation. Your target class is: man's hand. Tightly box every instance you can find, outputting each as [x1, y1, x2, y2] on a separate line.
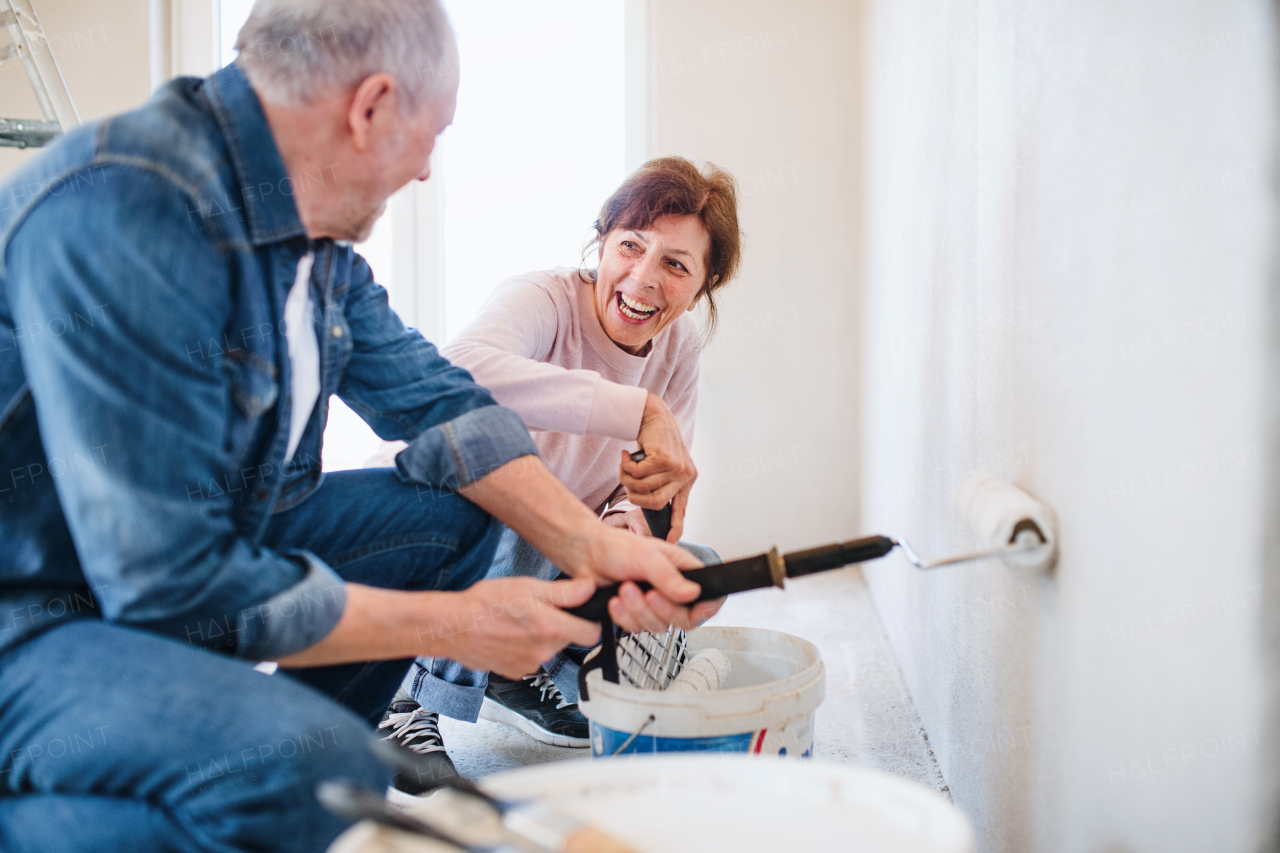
[434, 578, 601, 678]
[620, 393, 697, 542]
[600, 508, 726, 629]
[276, 463, 724, 672]
[459, 454, 715, 635]
[275, 579, 600, 673]
[581, 524, 723, 633]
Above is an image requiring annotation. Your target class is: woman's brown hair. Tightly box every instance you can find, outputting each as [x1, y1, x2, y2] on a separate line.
[583, 156, 742, 339]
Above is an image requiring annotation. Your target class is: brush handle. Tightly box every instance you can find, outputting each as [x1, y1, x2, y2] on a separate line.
[369, 738, 502, 809]
[316, 780, 477, 850]
[369, 737, 641, 853]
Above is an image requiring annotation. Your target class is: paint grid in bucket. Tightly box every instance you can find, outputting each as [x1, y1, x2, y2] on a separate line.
[613, 627, 689, 690]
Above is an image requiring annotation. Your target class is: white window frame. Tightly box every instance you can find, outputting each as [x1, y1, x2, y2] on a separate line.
[152, 0, 651, 346]
[625, 0, 652, 173]
[388, 158, 445, 342]
[150, 0, 219, 88]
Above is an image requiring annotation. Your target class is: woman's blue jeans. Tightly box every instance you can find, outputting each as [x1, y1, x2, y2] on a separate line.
[406, 526, 720, 721]
[0, 469, 500, 853]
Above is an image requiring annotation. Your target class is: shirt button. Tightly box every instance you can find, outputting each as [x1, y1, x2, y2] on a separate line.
[331, 325, 343, 338]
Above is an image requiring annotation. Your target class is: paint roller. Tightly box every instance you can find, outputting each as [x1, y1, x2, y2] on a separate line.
[664, 649, 733, 693]
[570, 470, 1057, 687]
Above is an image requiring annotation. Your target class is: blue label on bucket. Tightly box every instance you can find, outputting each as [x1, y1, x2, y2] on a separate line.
[591, 722, 756, 757]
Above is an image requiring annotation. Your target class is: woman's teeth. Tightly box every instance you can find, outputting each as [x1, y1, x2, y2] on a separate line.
[618, 292, 659, 321]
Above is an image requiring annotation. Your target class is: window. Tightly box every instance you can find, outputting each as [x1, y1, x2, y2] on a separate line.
[218, 1, 627, 470]
[437, 0, 625, 340]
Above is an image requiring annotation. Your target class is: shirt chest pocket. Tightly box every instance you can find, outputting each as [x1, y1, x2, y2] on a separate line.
[224, 350, 279, 463]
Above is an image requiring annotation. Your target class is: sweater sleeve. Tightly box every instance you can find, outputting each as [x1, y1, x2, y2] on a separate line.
[666, 343, 700, 449]
[441, 277, 647, 439]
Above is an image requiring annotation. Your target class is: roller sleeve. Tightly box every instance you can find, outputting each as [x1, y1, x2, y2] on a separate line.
[955, 470, 1058, 571]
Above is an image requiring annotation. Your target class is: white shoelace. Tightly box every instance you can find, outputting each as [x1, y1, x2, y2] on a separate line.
[378, 706, 446, 755]
[526, 670, 571, 710]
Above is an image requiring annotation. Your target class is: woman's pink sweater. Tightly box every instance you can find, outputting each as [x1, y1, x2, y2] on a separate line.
[440, 267, 700, 516]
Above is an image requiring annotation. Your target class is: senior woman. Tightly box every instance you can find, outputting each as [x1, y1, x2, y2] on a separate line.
[379, 157, 741, 788]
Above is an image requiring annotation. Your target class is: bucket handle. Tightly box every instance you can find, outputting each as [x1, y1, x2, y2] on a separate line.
[609, 714, 656, 758]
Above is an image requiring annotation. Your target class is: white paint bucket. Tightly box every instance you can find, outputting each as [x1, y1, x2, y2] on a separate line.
[481, 754, 974, 853]
[579, 626, 824, 757]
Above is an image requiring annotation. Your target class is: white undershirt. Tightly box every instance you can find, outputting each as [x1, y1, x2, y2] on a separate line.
[282, 253, 320, 462]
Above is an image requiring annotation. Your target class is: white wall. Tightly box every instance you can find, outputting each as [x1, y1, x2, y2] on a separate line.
[650, 0, 864, 556]
[861, 2, 1276, 851]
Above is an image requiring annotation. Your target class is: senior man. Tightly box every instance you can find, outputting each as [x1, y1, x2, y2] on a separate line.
[0, 1, 713, 851]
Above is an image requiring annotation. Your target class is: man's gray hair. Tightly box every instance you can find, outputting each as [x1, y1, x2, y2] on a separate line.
[235, 0, 457, 112]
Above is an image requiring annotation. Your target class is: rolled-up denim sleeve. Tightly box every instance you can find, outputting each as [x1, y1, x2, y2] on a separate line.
[337, 251, 538, 490]
[394, 405, 537, 489]
[235, 552, 347, 660]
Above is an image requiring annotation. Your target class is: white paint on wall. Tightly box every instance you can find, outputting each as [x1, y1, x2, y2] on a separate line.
[860, 1, 1276, 850]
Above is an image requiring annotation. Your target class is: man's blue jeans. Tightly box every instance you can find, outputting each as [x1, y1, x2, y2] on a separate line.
[406, 525, 720, 721]
[0, 469, 500, 853]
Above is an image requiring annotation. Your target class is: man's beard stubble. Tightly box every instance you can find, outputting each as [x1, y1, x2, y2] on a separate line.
[346, 199, 389, 243]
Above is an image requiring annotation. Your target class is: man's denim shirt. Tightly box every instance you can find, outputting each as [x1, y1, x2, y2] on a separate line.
[0, 64, 536, 660]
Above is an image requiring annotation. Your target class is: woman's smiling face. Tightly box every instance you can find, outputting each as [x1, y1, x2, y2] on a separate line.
[593, 214, 715, 355]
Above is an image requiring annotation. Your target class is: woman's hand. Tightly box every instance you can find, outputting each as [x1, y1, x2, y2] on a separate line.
[621, 393, 697, 542]
[602, 507, 652, 537]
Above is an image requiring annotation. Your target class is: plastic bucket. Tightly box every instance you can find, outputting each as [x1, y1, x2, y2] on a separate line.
[579, 626, 825, 758]
[480, 754, 975, 853]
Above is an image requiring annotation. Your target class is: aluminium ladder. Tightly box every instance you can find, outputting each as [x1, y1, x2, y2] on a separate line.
[0, 0, 79, 149]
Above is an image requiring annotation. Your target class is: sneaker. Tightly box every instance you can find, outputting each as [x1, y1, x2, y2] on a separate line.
[479, 669, 590, 748]
[376, 700, 459, 795]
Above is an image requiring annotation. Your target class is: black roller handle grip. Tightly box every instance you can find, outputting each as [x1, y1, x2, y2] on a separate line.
[562, 556, 772, 623]
[642, 506, 672, 540]
[626, 449, 674, 541]
[567, 583, 651, 623]
[784, 535, 897, 578]
[563, 535, 900, 623]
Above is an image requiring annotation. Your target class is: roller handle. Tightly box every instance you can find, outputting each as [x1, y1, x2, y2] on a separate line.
[563, 560, 764, 623]
[784, 535, 897, 577]
[642, 505, 672, 540]
[563, 535, 898, 623]
[627, 449, 674, 540]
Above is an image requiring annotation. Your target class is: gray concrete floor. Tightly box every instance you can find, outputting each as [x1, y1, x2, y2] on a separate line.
[439, 566, 948, 796]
